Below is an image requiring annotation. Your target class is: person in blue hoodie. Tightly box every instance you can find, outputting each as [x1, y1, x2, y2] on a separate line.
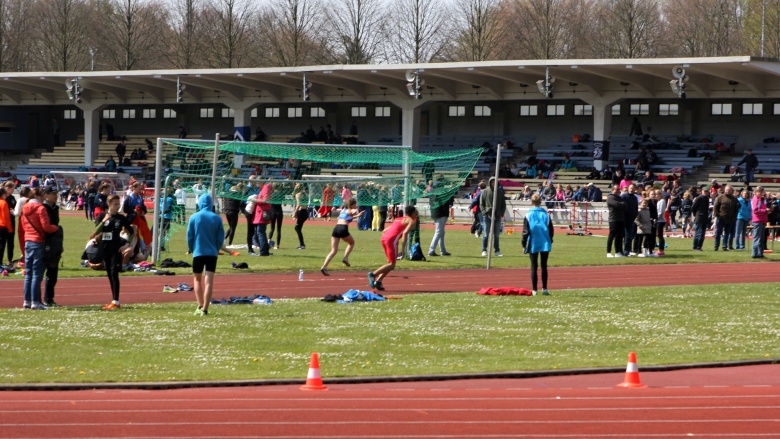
[186, 193, 225, 316]
[735, 188, 752, 250]
[521, 194, 554, 296]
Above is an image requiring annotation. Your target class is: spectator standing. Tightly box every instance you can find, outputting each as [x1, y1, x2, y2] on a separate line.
[252, 182, 274, 256]
[606, 185, 626, 258]
[186, 194, 224, 316]
[751, 186, 769, 258]
[713, 185, 738, 251]
[0, 188, 12, 267]
[479, 177, 506, 257]
[243, 176, 260, 255]
[691, 187, 710, 251]
[428, 192, 454, 257]
[14, 187, 31, 266]
[42, 187, 63, 307]
[735, 188, 752, 250]
[737, 149, 759, 184]
[222, 185, 242, 246]
[3, 181, 17, 266]
[86, 181, 97, 221]
[635, 198, 654, 257]
[521, 194, 554, 295]
[21, 188, 59, 310]
[268, 196, 283, 250]
[469, 181, 486, 237]
[318, 183, 335, 220]
[115, 140, 127, 165]
[622, 184, 639, 256]
[654, 190, 667, 256]
[680, 190, 693, 238]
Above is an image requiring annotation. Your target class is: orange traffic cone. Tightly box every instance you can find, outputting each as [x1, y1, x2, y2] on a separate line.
[300, 352, 328, 391]
[616, 351, 647, 388]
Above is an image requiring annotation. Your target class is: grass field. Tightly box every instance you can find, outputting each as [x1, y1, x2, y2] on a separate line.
[1, 212, 778, 384]
[10, 211, 775, 278]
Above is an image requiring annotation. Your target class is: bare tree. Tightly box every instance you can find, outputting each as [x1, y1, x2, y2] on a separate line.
[99, 0, 170, 70]
[32, 0, 92, 71]
[382, 0, 452, 63]
[449, 0, 506, 61]
[259, 0, 324, 67]
[0, 0, 36, 72]
[589, 0, 665, 58]
[200, 0, 257, 68]
[505, 0, 585, 60]
[326, 0, 386, 64]
[663, 0, 744, 57]
[166, 0, 205, 69]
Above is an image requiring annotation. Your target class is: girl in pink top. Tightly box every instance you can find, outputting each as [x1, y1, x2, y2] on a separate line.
[367, 206, 418, 291]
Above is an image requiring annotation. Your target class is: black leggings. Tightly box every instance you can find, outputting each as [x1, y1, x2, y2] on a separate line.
[224, 211, 239, 245]
[529, 251, 549, 291]
[44, 264, 59, 304]
[268, 211, 283, 245]
[656, 222, 666, 250]
[244, 211, 255, 252]
[607, 221, 625, 254]
[294, 214, 307, 246]
[105, 249, 123, 302]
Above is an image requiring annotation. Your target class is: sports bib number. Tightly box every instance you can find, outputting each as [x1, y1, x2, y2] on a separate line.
[102, 232, 113, 241]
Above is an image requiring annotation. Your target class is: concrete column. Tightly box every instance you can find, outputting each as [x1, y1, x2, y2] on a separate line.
[400, 105, 421, 152]
[228, 102, 256, 168]
[82, 105, 104, 167]
[583, 97, 621, 170]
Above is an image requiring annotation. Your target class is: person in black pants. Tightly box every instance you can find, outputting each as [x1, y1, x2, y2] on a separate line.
[606, 185, 626, 258]
[268, 203, 283, 249]
[3, 181, 17, 265]
[294, 205, 308, 249]
[222, 186, 242, 246]
[93, 194, 133, 310]
[86, 181, 97, 221]
[42, 187, 62, 306]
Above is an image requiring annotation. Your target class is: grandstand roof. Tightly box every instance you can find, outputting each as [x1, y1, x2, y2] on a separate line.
[3, 56, 780, 106]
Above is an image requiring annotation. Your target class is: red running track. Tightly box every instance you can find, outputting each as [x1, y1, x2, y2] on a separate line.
[0, 262, 777, 308]
[1, 365, 779, 438]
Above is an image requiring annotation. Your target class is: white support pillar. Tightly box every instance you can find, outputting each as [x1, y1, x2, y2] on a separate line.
[82, 106, 103, 166]
[583, 98, 620, 171]
[228, 101, 255, 168]
[400, 105, 422, 152]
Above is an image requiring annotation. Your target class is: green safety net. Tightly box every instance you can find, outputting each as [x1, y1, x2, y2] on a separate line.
[159, 140, 483, 211]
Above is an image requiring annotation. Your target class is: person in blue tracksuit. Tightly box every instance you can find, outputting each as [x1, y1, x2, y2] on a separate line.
[521, 194, 554, 296]
[186, 194, 225, 316]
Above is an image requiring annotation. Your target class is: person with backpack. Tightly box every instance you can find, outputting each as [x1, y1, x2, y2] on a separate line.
[368, 205, 419, 291]
[522, 194, 554, 295]
[320, 197, 362, 276]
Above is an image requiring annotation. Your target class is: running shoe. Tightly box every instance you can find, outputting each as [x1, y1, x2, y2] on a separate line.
[162, 285, 178, 293]
[367, 271, 376, 288]
[229, 251, 240, 256]
[102, 302, 120, 310]
[31, 303, 48, 311]
[194, 307, 203, 316]
[342, 258, 351, 267]
[43, 301, 60, 307]
[178, 283, 194, 291]
[320, 268, 330, 276]
[494, 252, 503, 257]
[374, 281, 385, 291]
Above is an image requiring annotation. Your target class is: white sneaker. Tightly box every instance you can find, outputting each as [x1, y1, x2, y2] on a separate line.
[606, 253, 614, 258]
[495, 252, 503, 257]
[629, 252, 637, 257]
[31, 303, 48, 311]
[481, 251, 487, 257]
[637, 252, 646, 258]
[615, 253, 625, 258]
[531, 290, 538, 296]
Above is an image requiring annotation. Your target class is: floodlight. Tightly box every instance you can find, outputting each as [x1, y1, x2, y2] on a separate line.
[405, 70, 417, 82]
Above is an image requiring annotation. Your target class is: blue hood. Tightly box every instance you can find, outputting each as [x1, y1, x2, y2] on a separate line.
[198, 193, 212, 212]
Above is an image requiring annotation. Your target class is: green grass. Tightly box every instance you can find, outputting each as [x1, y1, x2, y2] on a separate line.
[19, 212, 776, 279]
[0, 283, 778, 383]
[2, 212, 778, 384]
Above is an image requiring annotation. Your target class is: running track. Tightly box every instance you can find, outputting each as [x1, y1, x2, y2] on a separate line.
[2, 263, 779, 438]
[0, 262, 777, 308]
[1, 365, 779, 438]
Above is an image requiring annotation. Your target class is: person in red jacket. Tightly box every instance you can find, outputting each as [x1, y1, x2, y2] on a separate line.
[21, 188, 59, 310]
